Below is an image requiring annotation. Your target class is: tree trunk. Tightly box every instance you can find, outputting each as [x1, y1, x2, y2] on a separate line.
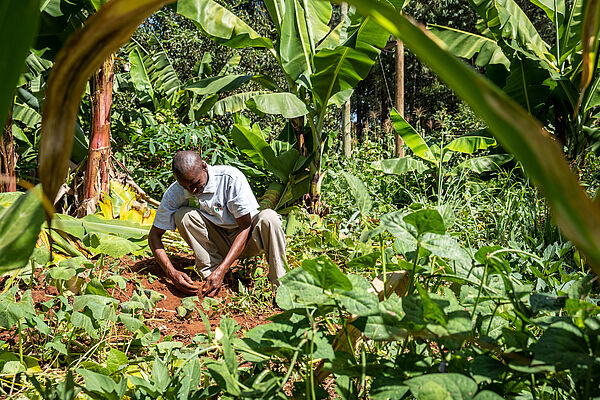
[394, 38, 405, 157]
[81, 54, 114, 215]
[0, 103, 17, 192]
[341, 2, 352, 157]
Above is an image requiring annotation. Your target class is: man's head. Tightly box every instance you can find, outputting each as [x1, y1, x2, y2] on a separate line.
[172, 151, 208, 195]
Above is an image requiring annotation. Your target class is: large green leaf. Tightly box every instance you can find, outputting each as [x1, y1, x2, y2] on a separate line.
[81, 214, 149, 239]
[301, 255, 353, 291]
[470, 0, 554, 70]
[311, 7, 389, 107]
[230, 123, 278, 171]
[344, 0, 600, 274]
[129, 47, 154, 104]
[561, 0, 586, 61]
[457, 154, 513, 174]
[0, 188, 45, 273]
[340, 170, 372, 217]
[210, 91, 266, 115]
[371, 157, 428, 175]
[390, 108, 436, 164]
[405, 373, 478, 399]
[263, 0, 285, 33]
[279, 0, 314, 81]
[184, 75, 254, 95]
[0, 0, 39, 131]
[428, 25, 510, 69]
[444, 136, 496, 154]
[530, 0, 565, 24]
[177, 0, 273, 49]
[246, 93, 310, 118]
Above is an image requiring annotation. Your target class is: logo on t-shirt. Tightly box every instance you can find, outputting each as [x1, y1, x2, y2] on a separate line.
[214, 202, 223, 213]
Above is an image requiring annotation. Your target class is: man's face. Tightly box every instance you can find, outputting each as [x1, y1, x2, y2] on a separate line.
[177, 161, 208, 195]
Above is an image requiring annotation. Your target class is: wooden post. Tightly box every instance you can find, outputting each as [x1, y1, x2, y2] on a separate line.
[82, 54, 114, 215]
[394, 38, 405, 157]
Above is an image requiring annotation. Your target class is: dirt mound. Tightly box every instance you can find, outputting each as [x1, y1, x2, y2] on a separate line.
[19, 253, 275, 345]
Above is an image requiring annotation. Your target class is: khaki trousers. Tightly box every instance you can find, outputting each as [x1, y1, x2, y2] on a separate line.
[174, 207, 286, 284]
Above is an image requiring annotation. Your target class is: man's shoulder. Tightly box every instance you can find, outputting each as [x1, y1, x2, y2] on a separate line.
[162, 181, 186, 202]
[211, 165, 246, 182]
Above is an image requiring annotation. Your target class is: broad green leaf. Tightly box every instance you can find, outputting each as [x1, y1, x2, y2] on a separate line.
[305, 0, 333, 45]
[81, 214, 149, 239]
[279, 0, 313, 80]
[371, 157, 428, 175]
[470, 356, 506, 384]
[0, 0, 39, 130]
[39, 0, 174, 205]
[83, 232, 142, 258]
[177, 0, 273, 49]
[416, 284, 447, 326]
[12, 103, 41, 127]
[341, 171, 372, 217]
[445, 136, 496, 154]
[279, 266, 336, 306]
[390, 108, 436, 164]
[428, 25, 510, 69]
[246, 93, 310, 118]
[118, 314, 145, 332]
[77, 368, 127, 400]
[0, 186, 45, 273]
[457, 154, 513, 174]
[534, 321, 594, 370]
[405, 373, 478, 399]
[343, 0, 600, 275]
[530, 0, 565, 24]
[263, 0, 285, 33]
[470, 0, 554, 69]
[184, 74, 254, 95]
[73, 295, 118, 322]
[370, 377, 410, 400]
[211, 91, 266, 115]
[333, 274, 379, 316]
[0, 288, 35, 329]
[311, 7, 389, 107]
[403, 209, 446, 236]
[106, 349, 128, 375]
[301, 255, 353, 291]
[231, 123, 278, 171]
[561, 0, 585, 61]
[129, 47, 154, 104]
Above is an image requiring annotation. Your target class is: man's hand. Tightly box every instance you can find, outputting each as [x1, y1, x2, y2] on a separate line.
[168, 269, 199, 295]
[149, 226, 199, 295]
[202, 269, 225, 297]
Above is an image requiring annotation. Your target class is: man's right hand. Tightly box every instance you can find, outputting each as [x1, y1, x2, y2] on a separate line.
[167, 268, 199, 294]
[149, 226, 198, 295]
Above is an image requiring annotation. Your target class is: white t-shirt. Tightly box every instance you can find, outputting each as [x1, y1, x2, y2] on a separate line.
[153, 165, 259, 230]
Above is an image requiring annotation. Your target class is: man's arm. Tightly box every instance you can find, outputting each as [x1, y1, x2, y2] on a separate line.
[148, 225, 198, 294]
[202, 213, 252, 297]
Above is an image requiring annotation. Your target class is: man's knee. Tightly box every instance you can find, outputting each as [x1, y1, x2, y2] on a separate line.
[174, 207, 203, 231]
[256, 209, 282, 230]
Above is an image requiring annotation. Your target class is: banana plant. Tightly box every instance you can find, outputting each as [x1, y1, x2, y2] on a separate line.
[176, 0, 393, 213]
[429, 0, 600, 161]
[373, 108, 499, 204]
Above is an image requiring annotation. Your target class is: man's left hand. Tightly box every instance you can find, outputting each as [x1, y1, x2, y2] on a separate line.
[202, 269, 225, 297]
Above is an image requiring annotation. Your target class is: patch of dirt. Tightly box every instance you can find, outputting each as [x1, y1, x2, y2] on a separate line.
[114, 253, 276, 343]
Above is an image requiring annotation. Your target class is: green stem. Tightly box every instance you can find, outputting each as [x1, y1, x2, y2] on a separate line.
[380, 234, 387, 298]
[438, 132, 444, 206]
[18, 320, 23, 365]
[405, 243, 421, 296]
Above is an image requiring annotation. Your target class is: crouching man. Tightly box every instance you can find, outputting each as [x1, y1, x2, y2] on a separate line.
[148, 150, 286, 297]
